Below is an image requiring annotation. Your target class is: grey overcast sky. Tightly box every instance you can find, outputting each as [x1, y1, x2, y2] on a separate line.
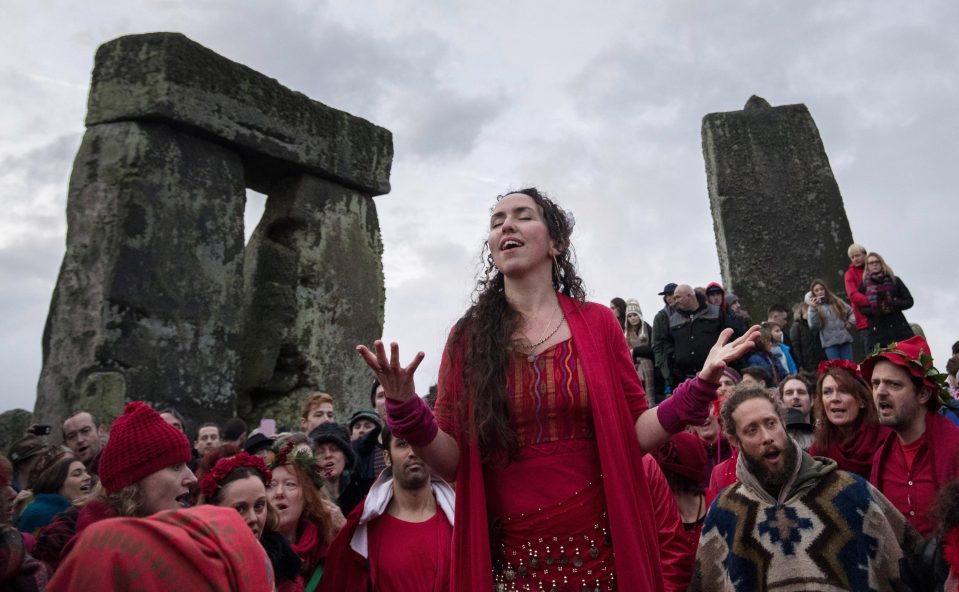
[2, 1, 957, 413]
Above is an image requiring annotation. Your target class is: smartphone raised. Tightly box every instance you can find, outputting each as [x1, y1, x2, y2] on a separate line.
[258, 419, 276, 438]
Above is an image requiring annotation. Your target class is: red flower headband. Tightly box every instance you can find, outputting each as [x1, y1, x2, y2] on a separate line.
[198, 452, 272, 500]
[817, 359, 860, 378]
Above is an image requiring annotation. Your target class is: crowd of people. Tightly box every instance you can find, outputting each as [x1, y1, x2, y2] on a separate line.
[2, 188, 959, 591]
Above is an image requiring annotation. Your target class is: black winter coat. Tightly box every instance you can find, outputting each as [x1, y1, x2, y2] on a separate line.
[859, 276, 915, 351]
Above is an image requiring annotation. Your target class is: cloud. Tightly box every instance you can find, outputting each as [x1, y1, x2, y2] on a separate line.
[2, 0, 958, 414]
[0, 235, 64, 411]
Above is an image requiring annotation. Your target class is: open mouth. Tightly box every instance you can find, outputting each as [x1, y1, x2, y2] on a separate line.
[274, 502, 289, 512]
[877, 401, 894, 413]
[176, 492, 192, 508]
[500, 239, 523, 251]
[79, 481, 92, 494]
[763, 449, 782, 463]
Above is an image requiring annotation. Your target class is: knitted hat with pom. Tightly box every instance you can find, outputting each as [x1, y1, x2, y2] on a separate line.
[99, 401, 192, 494]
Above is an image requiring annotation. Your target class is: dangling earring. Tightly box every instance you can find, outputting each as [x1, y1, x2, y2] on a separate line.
[552, 255, 561, 288]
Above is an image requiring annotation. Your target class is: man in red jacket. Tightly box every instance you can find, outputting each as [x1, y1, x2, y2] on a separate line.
[843, 243, 871, 353]
[864, 335, 959, 537]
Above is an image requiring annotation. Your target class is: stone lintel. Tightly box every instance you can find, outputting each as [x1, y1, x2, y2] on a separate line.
[86, 32, 393, 196]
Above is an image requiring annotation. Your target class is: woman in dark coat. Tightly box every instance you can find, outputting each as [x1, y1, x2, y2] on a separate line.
[858, 252, 914, 351]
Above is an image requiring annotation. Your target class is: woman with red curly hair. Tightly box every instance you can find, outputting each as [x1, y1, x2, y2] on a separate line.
[267, 442, 338, 590]
[808, 360, 890, 478]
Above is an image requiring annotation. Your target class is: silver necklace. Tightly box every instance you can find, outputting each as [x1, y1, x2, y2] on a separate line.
[523, 314, 566, 362]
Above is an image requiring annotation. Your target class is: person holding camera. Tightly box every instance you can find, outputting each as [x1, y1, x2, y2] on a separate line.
[806, 279, 856, 362]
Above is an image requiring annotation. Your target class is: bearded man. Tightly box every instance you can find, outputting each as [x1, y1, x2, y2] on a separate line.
[319, 425, 454, 591]
[690, 386, 918, 592]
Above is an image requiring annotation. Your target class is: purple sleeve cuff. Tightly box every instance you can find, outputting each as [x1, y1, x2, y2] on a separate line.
[656, 376, 719, 434]
[385, 396, 439, 447]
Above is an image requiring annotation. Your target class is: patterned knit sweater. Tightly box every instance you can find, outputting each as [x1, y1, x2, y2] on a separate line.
[690, 445, 918, 592]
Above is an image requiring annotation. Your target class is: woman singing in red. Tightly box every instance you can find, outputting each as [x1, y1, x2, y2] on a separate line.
[358, 188, 758, 591]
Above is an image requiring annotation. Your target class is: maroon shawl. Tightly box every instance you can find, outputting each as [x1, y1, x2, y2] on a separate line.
[809, 422, 890, 478]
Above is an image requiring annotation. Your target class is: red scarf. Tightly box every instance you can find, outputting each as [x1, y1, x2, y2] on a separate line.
[291, 519, 327, 576]
[811, 422, 890, 478]
[438, 294, 664, 591]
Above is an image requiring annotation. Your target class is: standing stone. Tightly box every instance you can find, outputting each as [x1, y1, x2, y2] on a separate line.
[35, 32, 392, 431]
[239, 175, 384, 425]
[35, 121, 247, 428]
[702, 96, 855, 323]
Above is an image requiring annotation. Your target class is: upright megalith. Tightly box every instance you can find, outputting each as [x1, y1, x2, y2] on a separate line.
[701, 96, 854, 322]
[35, 33, 392, 430]
[36, 121, 247, 428]
[239, 174, 384, 422]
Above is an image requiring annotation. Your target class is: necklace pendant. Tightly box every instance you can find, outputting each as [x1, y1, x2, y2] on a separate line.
[527, 354, 536, 362]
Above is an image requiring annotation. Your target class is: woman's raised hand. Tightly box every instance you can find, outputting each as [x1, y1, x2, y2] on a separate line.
[356, 340, 425, 403]
[699, 325, 761, 383]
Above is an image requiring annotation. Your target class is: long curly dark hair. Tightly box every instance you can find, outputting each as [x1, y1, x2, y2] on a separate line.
[447, 187, 586, 461]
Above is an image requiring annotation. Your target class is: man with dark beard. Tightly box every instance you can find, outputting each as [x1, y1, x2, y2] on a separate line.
[864, 335, 959, 537]
[690, 386, 917, 592]
[319, 425, 455, 591]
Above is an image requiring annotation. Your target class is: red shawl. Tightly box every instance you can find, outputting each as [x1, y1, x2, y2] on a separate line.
[809, 422, 890, 479]
[47, 506, 273, 591]
[435, 294, 664, 591]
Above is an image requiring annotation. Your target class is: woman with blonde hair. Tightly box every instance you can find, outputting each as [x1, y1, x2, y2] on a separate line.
[806, 279, 855, 361]
[859, 252, 914, 351]
[34, 402, 196, 571]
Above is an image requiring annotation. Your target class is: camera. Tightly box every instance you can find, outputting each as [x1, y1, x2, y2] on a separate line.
[28, 424, 52, 436]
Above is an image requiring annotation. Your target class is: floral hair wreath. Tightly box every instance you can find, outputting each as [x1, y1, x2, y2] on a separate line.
[198, 452, 272, 500]
[817, 359, 860, 378]
[868, 340, 950, 404]
[266, 440, 325, 489]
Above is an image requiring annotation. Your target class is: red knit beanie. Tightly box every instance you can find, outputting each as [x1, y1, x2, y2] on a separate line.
[99, 401, 192, 494]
